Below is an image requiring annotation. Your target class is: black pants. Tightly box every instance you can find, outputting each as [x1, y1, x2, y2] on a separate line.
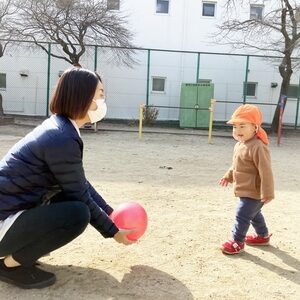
[0, 201, 90, 266]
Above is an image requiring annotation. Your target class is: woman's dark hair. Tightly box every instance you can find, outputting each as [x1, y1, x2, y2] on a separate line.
[50, 67, 102, 119]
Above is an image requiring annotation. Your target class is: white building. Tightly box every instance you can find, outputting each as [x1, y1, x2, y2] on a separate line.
[0, 0, 299, 126]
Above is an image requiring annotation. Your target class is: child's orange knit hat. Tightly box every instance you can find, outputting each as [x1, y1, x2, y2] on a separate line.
[227, 104, 269, 145]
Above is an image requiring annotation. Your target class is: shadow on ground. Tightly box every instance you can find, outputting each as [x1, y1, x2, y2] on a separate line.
[227, 245, 300, 286]
[0, 264, 194, 300]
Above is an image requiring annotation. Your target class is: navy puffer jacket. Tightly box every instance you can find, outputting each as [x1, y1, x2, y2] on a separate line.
[0, 115, 118, 238]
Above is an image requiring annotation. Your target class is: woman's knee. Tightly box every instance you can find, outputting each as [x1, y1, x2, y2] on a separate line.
[64, 201, 90, 228]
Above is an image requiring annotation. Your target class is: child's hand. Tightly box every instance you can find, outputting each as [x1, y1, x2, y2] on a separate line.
[113, 229, 137, 245]
[261, 197, 273, 204]
[219, 178, 229, 187]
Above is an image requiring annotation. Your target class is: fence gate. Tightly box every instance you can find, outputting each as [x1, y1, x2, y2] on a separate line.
[179, 83, 214, 128]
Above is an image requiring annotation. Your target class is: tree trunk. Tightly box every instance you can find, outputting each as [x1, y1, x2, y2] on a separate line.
[271, 75, 291, 132]
[271, 54, 293, 133]
[0, 43, 3, 58]
[73, 61, 82, 67]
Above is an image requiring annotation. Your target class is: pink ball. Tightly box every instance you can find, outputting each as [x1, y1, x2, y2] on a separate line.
[110, 202, 148, 241]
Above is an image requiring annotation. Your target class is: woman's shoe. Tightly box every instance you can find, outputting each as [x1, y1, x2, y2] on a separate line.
[0, 259, 56, 289]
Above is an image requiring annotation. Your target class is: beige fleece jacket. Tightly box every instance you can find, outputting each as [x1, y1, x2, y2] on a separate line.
[223, 137, 274, 200]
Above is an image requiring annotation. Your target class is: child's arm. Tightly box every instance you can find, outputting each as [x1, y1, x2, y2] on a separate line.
[220, 143, 237, 187]
[219, 166, 233, 186]
[253, 144, 274, 202]
[219, 177, 230, 186]
[261, 197, 273, 204]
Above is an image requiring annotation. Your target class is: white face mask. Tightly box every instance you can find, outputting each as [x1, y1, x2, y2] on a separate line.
[88, 99, 107, 123]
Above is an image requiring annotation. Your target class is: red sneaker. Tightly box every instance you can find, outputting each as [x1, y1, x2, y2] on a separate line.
[221, 240, 244, 255]
[245, 234, 272, 246]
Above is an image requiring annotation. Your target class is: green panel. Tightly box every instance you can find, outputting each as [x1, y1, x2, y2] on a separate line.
[179, 83, 214, 128]
[179, 83, 198, 127]
[196, 83, 214, 128]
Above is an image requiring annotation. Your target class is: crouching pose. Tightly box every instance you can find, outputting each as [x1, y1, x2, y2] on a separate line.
[0, 67, 134, 289]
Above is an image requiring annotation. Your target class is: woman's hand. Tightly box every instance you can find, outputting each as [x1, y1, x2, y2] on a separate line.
[113, 229, 137, 245]
[219, 178, 229, 187]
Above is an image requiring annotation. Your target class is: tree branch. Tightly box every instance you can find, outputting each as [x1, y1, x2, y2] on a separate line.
[2, 0, 136, 66]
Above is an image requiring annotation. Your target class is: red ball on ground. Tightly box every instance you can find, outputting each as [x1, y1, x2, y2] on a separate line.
[110, 202, 148, 241]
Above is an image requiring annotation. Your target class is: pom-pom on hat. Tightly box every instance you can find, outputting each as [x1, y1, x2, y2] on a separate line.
[227, 104, 269, 145]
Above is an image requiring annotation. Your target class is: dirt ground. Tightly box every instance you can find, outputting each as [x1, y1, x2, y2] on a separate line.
[0, 123, 299, 300]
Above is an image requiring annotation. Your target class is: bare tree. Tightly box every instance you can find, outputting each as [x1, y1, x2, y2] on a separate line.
[4, 0, 135, 67]
[0, 0, 16, 58]
[216, 0, 300, 132]
[0, 0, 15, 116]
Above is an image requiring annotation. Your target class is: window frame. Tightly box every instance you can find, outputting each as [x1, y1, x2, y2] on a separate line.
[0, 73, 6, 90]
[287, 84, 299, 99]
[151, 76, 166, 93]
[250, 4, 264, 20]
[156, 0, 170, 15]
[244, 82, 257, 98]
[202, 1, 216, 18]
[107, 0, 120, 11]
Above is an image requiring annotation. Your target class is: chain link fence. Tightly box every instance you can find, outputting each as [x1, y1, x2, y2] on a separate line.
[0, 40, 299, 128]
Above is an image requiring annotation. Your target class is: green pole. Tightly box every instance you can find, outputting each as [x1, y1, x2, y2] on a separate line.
[146, 49, 151, 106]
[46, 43, 51, 116]
[94, 45, 98, 71]
[196, 52, 200, 83]
[295, 76, 300, 129]
[243, 55, 250, 104]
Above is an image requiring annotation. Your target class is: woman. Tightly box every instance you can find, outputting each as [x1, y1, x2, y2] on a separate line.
[0, 67, 134, 289]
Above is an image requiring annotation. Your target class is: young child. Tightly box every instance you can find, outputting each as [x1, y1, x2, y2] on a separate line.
[219, 104, 274, 254]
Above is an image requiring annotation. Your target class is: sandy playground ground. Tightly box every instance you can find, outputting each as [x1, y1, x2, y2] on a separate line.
[0, 122, 299, 300]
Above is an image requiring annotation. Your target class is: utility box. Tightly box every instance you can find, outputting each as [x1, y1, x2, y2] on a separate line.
[179, 83, 214, 128]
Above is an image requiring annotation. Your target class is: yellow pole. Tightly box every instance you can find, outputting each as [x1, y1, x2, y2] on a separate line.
[138, 104, 145, 141]
[208, 99, 216, 144]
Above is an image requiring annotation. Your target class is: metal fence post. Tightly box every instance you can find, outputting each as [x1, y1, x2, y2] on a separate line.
[94, 45, 98, 71]
[196, 52, 200, 83]
[295, 76, 300, 129]
[46, 43, 51, 116]
[146, 49, 151, 106]
[93, 45, 99, 132]
[243, 55, 250, 104]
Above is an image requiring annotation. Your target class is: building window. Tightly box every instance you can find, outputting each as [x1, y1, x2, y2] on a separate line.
[107, 0, 120, 10]
[202, 2, 216, 17]
[250, 5, 263, 20]
[0, 73, 6, 89]
[156, 0, 169, 14]
[287, 85, 299, 99]
[244, 82, 257, 97]
[152, 77, 166, 92]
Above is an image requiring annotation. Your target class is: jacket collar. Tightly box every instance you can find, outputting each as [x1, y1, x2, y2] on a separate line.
[50, 115, 82, 142]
